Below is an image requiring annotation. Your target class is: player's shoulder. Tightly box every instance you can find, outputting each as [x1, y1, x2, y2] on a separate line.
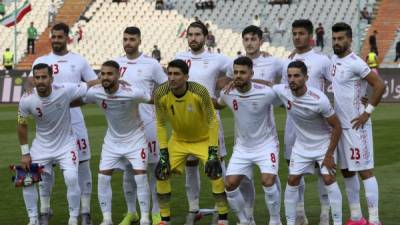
[188, 81, 209, 96]
[307, 86, 328, 101]
[33, 53, 53, 65]
[20, 91, 36, 102]
[175, 51, 191, 59]
[139, 54, 161, 65]
[272, 83, 287, 93]
[154, 82, 170, 98]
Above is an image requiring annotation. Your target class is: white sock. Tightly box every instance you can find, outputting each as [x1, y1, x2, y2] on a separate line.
[134, 174, 151, 220]
[98, 174, 112, 215]
[363, 176, 380, 223]
[123, 170, 137, 213]
[39, 171, 53, 214]
[64, 169, 81, 217]
[239, 177, 255, 218]
[23, 184, 38, 218]
[226, 188, 248, 222]
[148, 163, 160, 213]
[344, 176, 362, 220]
[284, 184, 299, 225]
[325, 182, 342, 225]
[185, 165, 200, 211]
[318, 175, 330, 217]
[296, 177, 306, 217]
[78, 161, 92, 214]
[263, 183, 281, 223]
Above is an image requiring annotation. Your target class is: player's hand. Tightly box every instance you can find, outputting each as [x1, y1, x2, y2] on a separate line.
[20, 154, 32, 171]
[361, 96, 369, 107]
[205, 146, 222, 180]
[321, 154, 336, 175]
[261, 51, 271, 57]
[155, 148, 170, 180]
[351, 112, 370, 130]
[223, 81, 235, 94]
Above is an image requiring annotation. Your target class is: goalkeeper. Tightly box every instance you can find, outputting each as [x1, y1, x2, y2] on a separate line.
[154, 59, 229, 225]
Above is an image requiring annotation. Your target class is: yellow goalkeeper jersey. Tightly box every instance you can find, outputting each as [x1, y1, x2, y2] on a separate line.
[154, 81, 219, 149]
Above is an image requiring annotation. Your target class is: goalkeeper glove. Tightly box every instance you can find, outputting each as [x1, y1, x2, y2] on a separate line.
[205, 146, 222, 180]
[155, 148, 171, 180]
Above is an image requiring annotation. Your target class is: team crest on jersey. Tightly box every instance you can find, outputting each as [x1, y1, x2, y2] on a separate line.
[203, 60, 209, 68]
[70, 65, 76, 72]
[187, 104, 193, 112]
[251, 102, 258, 110]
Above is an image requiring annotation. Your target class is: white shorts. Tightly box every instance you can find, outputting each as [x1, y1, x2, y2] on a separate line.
[72, 122, 91, 162]
[338, 126, 374, 171]
[99, 141, 148, 171]
[226, 143, 279, 179]
[289, 150, 336, 175]
[144, 121, 160, 164]
[284, 116, 296, 160]
[31, 145, 79, 174]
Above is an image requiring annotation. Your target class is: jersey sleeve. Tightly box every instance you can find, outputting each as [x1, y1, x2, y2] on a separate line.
[280, 60, 289, 84]
[220, 55, 233, 76]
[154, 87, 169, 149]
[225, 60, 234, 78]
[353, 59, 371, 79]
[81, 58, 97, 82]
[83, 88, 96, 104]
[152, 62, 167, 85]
[319, 95, 335, 118]
[131, 87, 151, 103]
[66, 82, 88, 101]
[197, 86, 219, 147]
[17, 96, 30, 124]
[322, 57, 333, 82]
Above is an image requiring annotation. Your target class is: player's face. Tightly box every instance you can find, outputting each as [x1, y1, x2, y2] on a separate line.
[51, 30, 68, 53]
[287, 67, 307, 92]
[123, 33, 141, 54]
[332, 31, 351, 55]
[100, 66, 120, 89]
[292, 27, 311, 49]
[233, 64, 253, 88]
[187, 27, 206, 52]
[33, 68, 53, 94]
[167, 67, 188, 90]
[242, 33, 262, 55]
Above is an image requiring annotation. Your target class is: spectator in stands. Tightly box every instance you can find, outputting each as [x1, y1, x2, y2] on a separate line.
[237, 51, 243, 57]
[155, 0, 164, 10]
[361, 6, 372, 24]
[2, 48, 13, 71]
[274, 17, 285, 38]
[262, 27, 272, 42]
[0, 0, 5, 17]
[369, 30, 378, 55]
[315, 23, 325, 51]
[252, 14, 261, 27]
[27, 22, 38, 54]
[77, 25, 83, 42]
[395, 40, 400, 62]
[165, 0, 174, 10]
[206, 31, 216, 49]
[194, 16, 200, 22]
[195, 0, 203, 9]
[366, 48, 380, 76]
[48, 0, 57, 27]
[151, 45, 161, 62]
[217, 48, 221, 54]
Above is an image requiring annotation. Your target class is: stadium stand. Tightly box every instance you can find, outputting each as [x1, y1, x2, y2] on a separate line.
[382, 29, 400, 67]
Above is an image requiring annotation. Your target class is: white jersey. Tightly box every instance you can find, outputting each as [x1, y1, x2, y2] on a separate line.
[219, 83, 280, 150]
[273, 84, 335, 157]
[114, 54, 167, 125]
[175, 50, 232, 97]
[18, 83, 88, 157]
[30, 52, 97, 124]
[228, 55, 282, 83]
[85, 84, 151, 145]
[281, 49, 332, 90]
[331, 52, 371, 129]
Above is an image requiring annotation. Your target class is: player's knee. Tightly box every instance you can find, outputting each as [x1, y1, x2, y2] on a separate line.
[287, 175, 301, 186]
[261, 174, 276, 187]
[211, 177, 225, 194]
[133, 169, 146, 175]
[359, 169, 374, 180]
[341, 169, 356, 178]
[64, 170, 79, 189]
[224, 179, 239, 192]
[321, 174, 335, 185]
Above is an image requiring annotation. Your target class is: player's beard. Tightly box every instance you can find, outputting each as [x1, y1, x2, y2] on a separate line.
[124, 45, 138, 55]
[333, 44, 348, 55]
[189, 41, 204, 52]
[52, 42, 66, 54]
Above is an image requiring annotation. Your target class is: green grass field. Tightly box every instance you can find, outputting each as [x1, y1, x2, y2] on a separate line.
[0, 103, 399, 225]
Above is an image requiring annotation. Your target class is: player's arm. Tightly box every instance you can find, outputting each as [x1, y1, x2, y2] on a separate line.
[216, 75, 232, 90]
[17, 107, 31, 171]
[252, 79, 273, 86]
[351, 71, 385, 130]
[322, 114, 342, 175]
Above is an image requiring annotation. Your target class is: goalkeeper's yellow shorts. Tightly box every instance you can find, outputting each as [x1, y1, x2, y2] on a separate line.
[168, 136, 209, 174]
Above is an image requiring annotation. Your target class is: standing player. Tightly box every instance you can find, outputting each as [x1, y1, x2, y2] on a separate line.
[114, 26, 167, 225]
[281, 19, 333, 225]
[216, 57, 282, 225]
[82, 61, 152, 225]
[274, 61, 343, 225]
[154, 59, 229, 225]
[18, 63, 98, 225]
[28, 22, 97, 225]
[331, 23, 385, 225]
[175, 21, 232, 224]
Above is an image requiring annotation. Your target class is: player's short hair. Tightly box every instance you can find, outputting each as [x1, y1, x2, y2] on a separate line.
[33, 63, 53, 77]
[242, 25, 263, 39]
[332, 22, 352, 38]
[287, 61, 308, 76]
[187, 21, 208, 36]
[292, 19, 314, 34]
[102, 60, 120, 71]
[51, 22, 70, 35]
[124, 26, 141, 37]
[234, 56, 253, 69]
[168, 59, 189, 75]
